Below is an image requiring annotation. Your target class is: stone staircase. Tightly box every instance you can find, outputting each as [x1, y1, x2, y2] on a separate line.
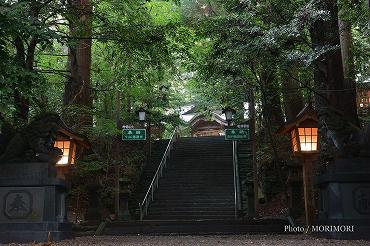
[106, 136, 288, 235]
[145, 136, 235, 220]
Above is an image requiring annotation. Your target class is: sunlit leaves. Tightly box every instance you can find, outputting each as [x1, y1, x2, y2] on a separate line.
[145, 1, 181, 26]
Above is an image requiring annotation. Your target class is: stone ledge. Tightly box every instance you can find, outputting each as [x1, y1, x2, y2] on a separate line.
[0, 178, 67, 187]
[0, 162, 57, 179]
[0, 230, 72, 243]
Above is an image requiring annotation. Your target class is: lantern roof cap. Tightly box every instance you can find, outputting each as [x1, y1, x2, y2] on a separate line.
[277, 103, 317, 135]
[57, 122, 90, 148]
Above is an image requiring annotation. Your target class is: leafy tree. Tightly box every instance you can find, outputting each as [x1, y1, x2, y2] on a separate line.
[0, 0, 64, 126]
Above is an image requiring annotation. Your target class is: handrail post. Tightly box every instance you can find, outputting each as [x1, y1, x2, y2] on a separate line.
[233, 140, 242, 218]
[235, 142, 242, 211]
[139, 203, 143, 221]
[233, 141, 237, 218]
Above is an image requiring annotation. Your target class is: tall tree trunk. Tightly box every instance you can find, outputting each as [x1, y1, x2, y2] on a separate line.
[338, 19, 354, 81]
[13, 33, 28, 126]
[102, 92, 114, 119]
[13, 90, 29, 126]
[12, 2, 41, 126]
[260, 69, 284, 128]
[115, 91, 121, 128]
[247, 88, 259, 215]
[64, 0, 93, 127]
[259, 67, 284, 159]
[310, 0, 358, 125]
[337, 1, 358, 124]
[13, 36, 37, 126]
[281, 67, 304, 122]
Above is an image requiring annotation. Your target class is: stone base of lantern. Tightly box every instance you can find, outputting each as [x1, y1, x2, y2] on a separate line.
[0, 163, 73, 243]
[315, 158, 370, 240]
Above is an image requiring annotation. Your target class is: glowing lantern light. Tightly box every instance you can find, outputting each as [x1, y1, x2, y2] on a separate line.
[291, 125, 318, 153]
[54, 139, 75, 165]
[278, 104, 319, 154]
[53, 127, 89, 167]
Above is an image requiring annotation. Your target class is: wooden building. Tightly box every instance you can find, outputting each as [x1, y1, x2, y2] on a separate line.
[182, 107, 228, 137]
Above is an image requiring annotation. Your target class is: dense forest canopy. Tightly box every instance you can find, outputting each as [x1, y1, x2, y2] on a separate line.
[0, 0, 369, 148]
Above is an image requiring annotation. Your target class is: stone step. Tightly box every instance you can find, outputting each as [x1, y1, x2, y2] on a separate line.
[144, 215, 235, 220]
[158, 178, 234, 182]
[149, 204, 234, 209]
[146, 210, 236, 215]
[134, 190, 234, 197]
[150, 198, 235, 203]
[151, 196, 234, 200]
[153, 188, 234, 192]
[149, 203, 234, 208]
[151, 195, 234, 200]
[157, 176, 233, 180]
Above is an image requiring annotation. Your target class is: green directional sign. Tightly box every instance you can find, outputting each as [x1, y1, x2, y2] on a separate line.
[225, 127, 250, 141]
[122, 129, 146, 140]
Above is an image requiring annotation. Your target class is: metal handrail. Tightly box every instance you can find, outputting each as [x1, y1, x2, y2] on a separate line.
[139, 126, 179, 220]
[232, 140, 242, 218]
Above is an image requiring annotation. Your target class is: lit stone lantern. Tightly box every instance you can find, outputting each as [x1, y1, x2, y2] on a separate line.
[54, 126, 90, 167]
[54, 136, 74, 166]
[277, 103, 318, 226]
[290, 120, 318, 153]
[278, 104, 318, 154]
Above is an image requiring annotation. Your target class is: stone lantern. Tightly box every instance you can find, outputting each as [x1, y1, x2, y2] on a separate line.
[277, 103, 318, 226]
[54, 126, 90, 178]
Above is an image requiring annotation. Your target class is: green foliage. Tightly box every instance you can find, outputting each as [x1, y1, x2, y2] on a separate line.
[76, 154, 106, 175]
[0, 0, 65, 125]
[146, 1, 181, 25]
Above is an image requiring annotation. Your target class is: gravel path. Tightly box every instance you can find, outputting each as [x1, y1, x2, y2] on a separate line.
[9, 234, 369, 246]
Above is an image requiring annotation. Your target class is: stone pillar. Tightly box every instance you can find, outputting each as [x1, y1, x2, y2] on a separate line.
[118, 192, 131, 220]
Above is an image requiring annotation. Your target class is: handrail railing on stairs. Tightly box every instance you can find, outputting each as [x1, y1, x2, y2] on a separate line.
[232, 140, 242, 218]
[139, 126, 179, 220]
